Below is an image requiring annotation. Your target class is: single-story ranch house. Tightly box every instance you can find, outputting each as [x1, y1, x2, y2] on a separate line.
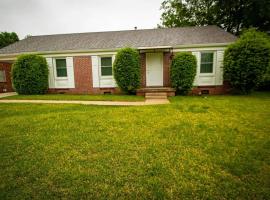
[0, 25, 237, 95]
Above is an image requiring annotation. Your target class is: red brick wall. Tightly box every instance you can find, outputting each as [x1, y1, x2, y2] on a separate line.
[73, 56, 93, 93]
[163, 52, 172, 87]
[191, 83, 230, 95]
[140, 53, 146, 87]
[0, 62, 13, 93]
[48, 56, 120, 94]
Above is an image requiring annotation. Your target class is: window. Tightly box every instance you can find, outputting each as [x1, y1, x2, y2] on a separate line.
[55, 59, 67, 77]
[200, 52, 214, 73]
[0, 70, 6, 82]
[101, 57, 112, 76]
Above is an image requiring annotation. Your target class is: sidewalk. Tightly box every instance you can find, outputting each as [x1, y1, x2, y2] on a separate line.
[0, 92, 17, 98]
[0, 99, 169, 106]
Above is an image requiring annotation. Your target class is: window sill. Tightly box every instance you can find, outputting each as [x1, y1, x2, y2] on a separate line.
[100, 76, 113, 79]
[199, 73, 215, 77]
[55, 77, 68, 80]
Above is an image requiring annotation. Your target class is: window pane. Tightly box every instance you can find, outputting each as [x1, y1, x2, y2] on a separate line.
[0, 70, 6, 82]
[201, 53, 213, 63]
[200, 52, 213, 73]
[57, 68, 67, 77]
[101, 57, 112, 66]
[101, 67, 112, 76]
[200, 63, 213, 73]
[56, 59, 67, 77]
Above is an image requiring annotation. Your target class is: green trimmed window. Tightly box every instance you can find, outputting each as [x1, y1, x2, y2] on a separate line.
[56, 59, 67, 77]
[101, 57, 112, 76]
[0, 70, 6, 82]
[200, 52, 214, 73]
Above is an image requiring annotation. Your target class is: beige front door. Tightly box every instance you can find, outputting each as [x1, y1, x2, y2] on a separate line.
[146, 53, 163, 86]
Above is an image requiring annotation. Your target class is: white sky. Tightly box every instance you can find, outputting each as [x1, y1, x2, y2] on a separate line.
[0, 0, 164, 39]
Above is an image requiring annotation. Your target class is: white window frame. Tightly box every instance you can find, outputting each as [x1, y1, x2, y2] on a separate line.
[0, 70, 6, 82]
[53, 57, 68, 80]
[199, 51, 216, 76]
[99, 55, 113, 79]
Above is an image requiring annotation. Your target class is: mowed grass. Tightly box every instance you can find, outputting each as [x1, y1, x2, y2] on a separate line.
[1, 94, 144, 101]
[0, 92, 269, 199]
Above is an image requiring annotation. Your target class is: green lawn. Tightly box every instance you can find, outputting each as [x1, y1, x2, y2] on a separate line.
[1, 94, 144, 101]
[0, 92, 269, 199]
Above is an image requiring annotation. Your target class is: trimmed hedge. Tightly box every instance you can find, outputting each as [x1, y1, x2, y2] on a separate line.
[224, 29, 270, 94]
[170, 52, 197, 94]
[12, 54, 49, 94]
[113, 48, 140, 94]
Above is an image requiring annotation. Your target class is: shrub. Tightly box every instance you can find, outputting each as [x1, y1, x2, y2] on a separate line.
[113, 48, 140, 94]
[224, 29, 270, 94]
[170, 52, 197, 94]
[12, 54, 49, 94]
[257, 64, 270, 91]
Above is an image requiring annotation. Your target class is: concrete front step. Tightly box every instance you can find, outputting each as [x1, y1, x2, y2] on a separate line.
[145, 92, 168, 100]
[145, 92, 167, 97]
[145, 95, 167, 100]
[136, 87, 176, 97]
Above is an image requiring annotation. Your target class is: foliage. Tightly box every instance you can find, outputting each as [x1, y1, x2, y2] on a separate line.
[257, 64, 270, 91]
[170, 52, 197, 94]
[159, 0, 270, 35]
[0, 32, 19, 49]
[12, 54, 49, 94]
[160, 0, 217, 28]
[0, 92, 270, 199]
[113, 48, 141, 94]
[224, 29, 270, 94]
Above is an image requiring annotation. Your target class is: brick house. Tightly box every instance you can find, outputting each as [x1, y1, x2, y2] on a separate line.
[0, 26, 237, 95]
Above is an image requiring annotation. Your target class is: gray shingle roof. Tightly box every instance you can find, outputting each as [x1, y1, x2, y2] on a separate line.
[0, 26, 237, 55]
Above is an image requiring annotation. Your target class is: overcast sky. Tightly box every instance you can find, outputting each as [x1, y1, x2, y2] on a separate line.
[0, 0, 164, 39]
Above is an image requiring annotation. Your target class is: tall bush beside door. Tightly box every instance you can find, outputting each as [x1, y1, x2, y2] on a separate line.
[113, 48, 141, 94]
[170, 52, 197, 95]
[12, 54, 49, 94]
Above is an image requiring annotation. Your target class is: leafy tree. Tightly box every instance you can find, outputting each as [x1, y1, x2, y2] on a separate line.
[12, 54, 49, 94]
[160, 0, 270, 35]
[170, 52, 197, 94]
[224, 29, 270, 94]
[113, 48, 141, 94]
[0, 32, 19, 49]
[160, 0, 217, 27]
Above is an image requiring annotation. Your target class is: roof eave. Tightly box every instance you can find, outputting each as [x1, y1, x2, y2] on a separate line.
[0, 42, 234, 61]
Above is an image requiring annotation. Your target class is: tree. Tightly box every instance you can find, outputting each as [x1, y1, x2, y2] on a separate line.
[0, 32, 19, 49]
[12, 54, 49, 94]
[170, 52, 197, 94]
[113, 48, 141, 94]
[160, 0, 217, 28]
[160, 0, 270, 35]
[223, 29, 270, 94]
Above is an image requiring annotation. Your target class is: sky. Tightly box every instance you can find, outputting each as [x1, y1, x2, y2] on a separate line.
[0, 0, 164, 39]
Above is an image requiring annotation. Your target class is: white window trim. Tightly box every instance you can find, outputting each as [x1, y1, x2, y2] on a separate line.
[199, 51, 216, 76]
[53, 57, 68, 80]
[0, 70, 6, 82]
[99, 55, 113, 79]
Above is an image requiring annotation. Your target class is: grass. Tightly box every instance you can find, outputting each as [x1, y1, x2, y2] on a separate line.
[1, 94, 144, 102]
[0, 92, 269, 199]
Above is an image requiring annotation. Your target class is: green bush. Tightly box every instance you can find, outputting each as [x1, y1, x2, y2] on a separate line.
[224, 29, 270, 94]
[113, 48, 140, 94]
[257, 64, 270, 91]
[12, 54, 49, 94]
[170, 52, 197, 94]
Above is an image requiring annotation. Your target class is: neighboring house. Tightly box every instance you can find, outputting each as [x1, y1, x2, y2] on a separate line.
[0, 26, 237, 95]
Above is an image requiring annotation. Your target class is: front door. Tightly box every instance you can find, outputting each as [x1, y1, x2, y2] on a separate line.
[146, 53, 163, 86]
